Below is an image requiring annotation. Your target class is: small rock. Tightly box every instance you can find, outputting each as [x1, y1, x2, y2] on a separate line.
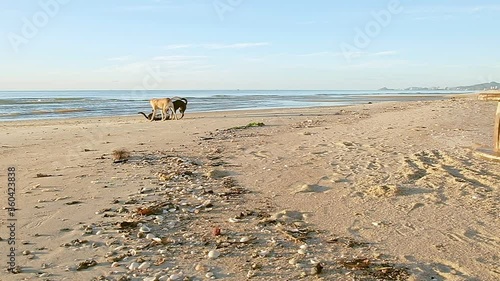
[195, 263, 207, 272]
[240, 236, 251, 243]
[169, 272, 184, 280]
[129, 262, 140, 271]
[213, 227, 221, 236]
[207, 250, 220, 259]
[206, 169, 230, 179]
[138, 262, 150, 270]
[76, 259, 97, 271]
[139, 225, 151, 233]
[311, 263, 323, 275]
[259, 250, 270, 257]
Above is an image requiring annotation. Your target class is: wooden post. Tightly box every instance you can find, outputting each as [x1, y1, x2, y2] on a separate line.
[478, 92, 500, 159]
[495, 102, 500, 152]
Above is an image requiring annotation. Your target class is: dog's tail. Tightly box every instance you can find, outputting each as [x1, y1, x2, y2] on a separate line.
[137, 112, 149, 119]
[181, 98, 188, 104]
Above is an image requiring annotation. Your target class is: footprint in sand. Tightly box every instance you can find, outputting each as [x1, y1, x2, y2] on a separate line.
[249, 150, 272, 159]
[292, 183, 330, 194]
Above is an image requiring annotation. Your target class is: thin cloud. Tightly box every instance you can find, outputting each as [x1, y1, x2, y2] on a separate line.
[108, 56, 133, 62]
[164, 44, 194, 50]
[161, 42, 270, 50]
[343, 59, 421, 69]
[152, 55, 207, 61]
[298, 52, 335, 57]
[371, 51, 399, 57]
[296, 20, 317, 25]
[202, 42, 270, 49]
[404, 4, 500, 19]
[117, 1, 177, 12]
[470, 5, 500, 13]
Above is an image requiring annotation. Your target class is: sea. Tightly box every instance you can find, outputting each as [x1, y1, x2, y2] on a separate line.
[0, 90, 471, 121]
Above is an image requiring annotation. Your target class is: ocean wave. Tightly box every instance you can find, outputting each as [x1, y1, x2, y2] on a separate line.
[26, 108, 90, 115]
[0, 112, 21, 117]
[54, 108, 90, 113]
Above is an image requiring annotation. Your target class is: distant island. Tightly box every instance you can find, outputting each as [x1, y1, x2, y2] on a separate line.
[379, 82, 500, 91]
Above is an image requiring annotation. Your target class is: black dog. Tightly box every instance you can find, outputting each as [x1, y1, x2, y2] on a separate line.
[138, 97, 188, 121]
[172, 97, 188, 119]
[138, 111, 162, 121]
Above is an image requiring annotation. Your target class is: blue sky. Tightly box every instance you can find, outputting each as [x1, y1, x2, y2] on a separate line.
[1, 0, 499, 90]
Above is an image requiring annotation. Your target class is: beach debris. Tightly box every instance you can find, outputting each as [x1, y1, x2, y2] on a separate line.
[139, 225, 151, 233]
[206, 169, 231, 179]
[327, 236, 368, 248]
[112, 148, 130, 163]
[61, 238, 89, 247]
[341, 258, 371, 270]
[45, 142, 413, 280]
[117, 221, 139, 229]
[311, 262, 323, 275]
[230, 122, 265, 130]
[135, 205, 162, 216]
[65, 200, 83, 205]
[9, 266, 22, 274]
[76, 259, 97, 271]
[36, 173, 57, 178]
[213, 227, 221, 236]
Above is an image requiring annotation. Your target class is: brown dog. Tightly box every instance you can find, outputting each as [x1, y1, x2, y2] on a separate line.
[149, 98, 178, 121]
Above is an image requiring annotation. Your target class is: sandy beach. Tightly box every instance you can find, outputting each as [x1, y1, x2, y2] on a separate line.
[0, 95, 499, 280]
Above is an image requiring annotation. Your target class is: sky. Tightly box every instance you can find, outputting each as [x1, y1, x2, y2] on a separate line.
[0, 0, 499, 90]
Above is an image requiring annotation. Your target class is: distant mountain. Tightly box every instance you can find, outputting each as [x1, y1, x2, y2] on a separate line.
[447, 82, 500, 91]
[379, 82, 500, 91]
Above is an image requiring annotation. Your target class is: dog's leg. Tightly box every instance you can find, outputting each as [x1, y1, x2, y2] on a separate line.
[180, 99, 187, 119]
[150, 109, 156, 121]
[170, 102, 178, 120]
[180, 107, 185, 119]
[161, 106, 167, 121]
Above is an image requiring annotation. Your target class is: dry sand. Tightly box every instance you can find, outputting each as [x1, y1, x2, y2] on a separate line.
[0, 95, 499, 280]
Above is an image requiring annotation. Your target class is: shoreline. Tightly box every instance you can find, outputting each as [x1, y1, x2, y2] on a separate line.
[0, 92, 474, 123]
[1, 96, 499, 280]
